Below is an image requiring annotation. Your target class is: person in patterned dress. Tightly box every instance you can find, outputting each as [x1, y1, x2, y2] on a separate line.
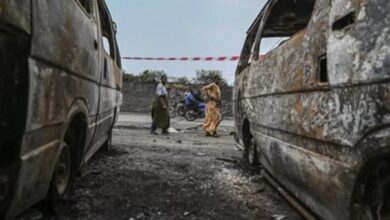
[202, 76, 222, 137]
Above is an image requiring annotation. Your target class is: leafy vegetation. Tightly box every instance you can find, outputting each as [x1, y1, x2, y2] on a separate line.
[123, 70, 167, 83]
[194, 70, 229, 88]
[123, 69, 229, 88]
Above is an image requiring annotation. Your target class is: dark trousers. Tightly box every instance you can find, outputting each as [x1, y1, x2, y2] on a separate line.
[151, 121, 157, 131]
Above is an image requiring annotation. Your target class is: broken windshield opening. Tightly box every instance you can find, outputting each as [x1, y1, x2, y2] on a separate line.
[262, 0, 315, 37]
[237, 0, 315, 75]
[258, 0, 315, 55]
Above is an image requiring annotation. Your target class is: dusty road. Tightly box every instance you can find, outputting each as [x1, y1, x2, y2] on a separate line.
[116, 113, 234, 131]
[21, 114, 302, 220]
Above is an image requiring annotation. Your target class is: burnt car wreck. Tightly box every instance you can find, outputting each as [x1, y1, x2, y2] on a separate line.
[0, 0, 122, 219]
[234, 0, 390, 219]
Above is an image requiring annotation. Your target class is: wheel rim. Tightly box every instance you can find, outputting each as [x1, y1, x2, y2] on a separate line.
[55, 143, 71, 195]
[186, 110, 197, 121]
[178, 108, 185, 117]
[170, 110, 176, 118]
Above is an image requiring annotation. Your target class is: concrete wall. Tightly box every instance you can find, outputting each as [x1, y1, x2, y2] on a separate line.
[121, 81, 156, 113]
[121, 80, 233, 116]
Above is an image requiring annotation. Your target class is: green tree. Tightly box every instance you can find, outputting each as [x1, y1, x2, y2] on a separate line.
[195, 70, 228, 88]
[122, 72, 138, 82]
[123, 70, 167, 82]
[175, 76, 191, 85]
[138, 70, 167, 82]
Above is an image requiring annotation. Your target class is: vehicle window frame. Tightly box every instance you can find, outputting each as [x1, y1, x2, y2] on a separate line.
[97, 0, 117, 61]
[236, 17, 261, 75]
[236, 2, 274, 75]
[251, 2, 276, 62]
[75, 0, 94, 18]
[114, 35, 122, 68]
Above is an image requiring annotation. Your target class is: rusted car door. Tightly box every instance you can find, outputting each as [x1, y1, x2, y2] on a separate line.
[29, 0, 100, 145]
[2, 0, 101, 218]
[85, 0, 122, 159]
[326, 2, 390, 218]
[245, 1, 333, 212]
[233, 9, 267, 139]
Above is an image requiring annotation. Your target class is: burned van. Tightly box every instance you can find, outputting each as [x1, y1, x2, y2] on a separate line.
[0, 0, 122, 218]
[234, 0, 390, 219]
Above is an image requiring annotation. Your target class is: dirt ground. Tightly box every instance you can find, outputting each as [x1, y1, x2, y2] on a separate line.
[20, 126, 302, 220]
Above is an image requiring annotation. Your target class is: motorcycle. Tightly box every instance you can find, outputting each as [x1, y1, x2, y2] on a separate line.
[169, 100, 186, 118]
[184, 102, 206, 121]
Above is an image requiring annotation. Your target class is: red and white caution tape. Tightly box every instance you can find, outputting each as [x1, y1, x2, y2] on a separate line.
[122, 55, 266, 62]
[122, 56, 240, 61]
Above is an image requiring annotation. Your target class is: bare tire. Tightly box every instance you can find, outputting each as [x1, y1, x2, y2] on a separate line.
[177, 106, 185, 117]
[47, 141, 73, 211]
[169, 106, 177, 118]
[103, 128, 113, 151]
[245, 138, 259, 166]
[185, 109, 197, 121]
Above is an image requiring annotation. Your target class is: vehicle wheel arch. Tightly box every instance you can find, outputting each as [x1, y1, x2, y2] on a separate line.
[241, 115, 260, 167]
[350, 153, 390, 220]
[241, 115, 252, 147]
[46, 98, 89, 207]
[60, 98, 89, 174]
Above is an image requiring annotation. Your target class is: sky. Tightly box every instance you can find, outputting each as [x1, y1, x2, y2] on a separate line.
[106, 0, 267, 83]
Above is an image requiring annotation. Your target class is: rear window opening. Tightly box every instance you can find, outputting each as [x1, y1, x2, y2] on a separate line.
[98, 1, 122, 67]
[77, 0, 92, 14]
[98, 2, 115, 58]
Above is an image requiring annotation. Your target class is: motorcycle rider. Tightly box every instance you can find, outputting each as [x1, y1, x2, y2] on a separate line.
[185, 90, 205, 111]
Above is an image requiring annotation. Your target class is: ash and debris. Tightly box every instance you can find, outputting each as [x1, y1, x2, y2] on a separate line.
[21, 128, 301, 220]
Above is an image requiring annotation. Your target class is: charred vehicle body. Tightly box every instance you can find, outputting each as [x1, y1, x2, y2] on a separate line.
[234, 0, 390, 219]
[0, 0, 122, 218]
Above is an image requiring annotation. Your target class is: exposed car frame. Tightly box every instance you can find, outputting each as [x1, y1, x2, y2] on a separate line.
[0, 0, 123, 218]
[233, 0, 390, 219]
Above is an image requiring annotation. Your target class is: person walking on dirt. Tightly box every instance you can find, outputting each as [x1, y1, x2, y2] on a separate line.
[151, 75, 170, 135]
[202, 76, 222, 137]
